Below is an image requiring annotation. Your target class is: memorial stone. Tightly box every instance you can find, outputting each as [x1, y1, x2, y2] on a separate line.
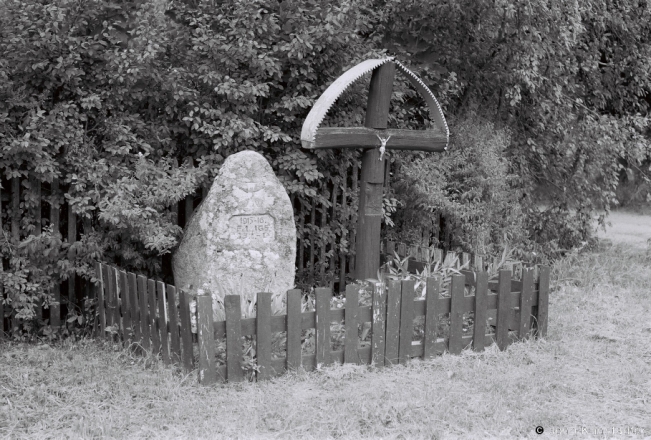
[172, 151, 296, 321]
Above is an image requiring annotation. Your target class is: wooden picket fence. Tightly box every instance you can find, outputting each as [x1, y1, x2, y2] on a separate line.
[194, 266, 550, 384]
[92, 259, 550, 385]
[94, 262, 195, 372]
[1, 168, 453, 336]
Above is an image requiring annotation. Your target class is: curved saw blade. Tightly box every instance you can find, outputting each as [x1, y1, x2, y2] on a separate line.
[301, 58, 394, 149]
[301, 57, 450, 150]
[395, 60, 449, 148]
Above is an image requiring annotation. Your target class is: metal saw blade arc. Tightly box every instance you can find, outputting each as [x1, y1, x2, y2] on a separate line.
[394, 60, 450, 148]
[301, 57, 450, 150]
[301, 58, 394, 149]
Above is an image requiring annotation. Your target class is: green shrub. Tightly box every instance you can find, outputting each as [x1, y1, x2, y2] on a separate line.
[389, 115, 527, 258]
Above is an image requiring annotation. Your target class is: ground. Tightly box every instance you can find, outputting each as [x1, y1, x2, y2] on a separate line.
[597, 207, 651, 249]
[1, 209, 650, 439]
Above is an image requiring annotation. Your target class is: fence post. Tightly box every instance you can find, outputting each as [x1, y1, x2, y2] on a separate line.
[165, 284, 181, 364]
[286, 289, 302, 371]
[448, 274, 466, 355]
[137, 275, 150, 351]
[119, 270, 131, 341]
[178, 289, 194, 372]
[315, 287, 331, 367]
[225, 295, 244, 382]
[384, 279, 401, 365]
[398, 279, 414, 364]
[157, 281, 170, 365]
[50, 179, 61, 328]
[256, 291, 272, 380]
[147, 279, 160, 354]
[472, 271, 489, 352]
[423, 276, 441, 359]
[518, 267, 535, 339]
[68, 204, 77, 312]
[371, 279, 387, 366]
[496, 270, 512, 350]
[536, 266, 550, 338]
[344, 284, 359, 364]
[196, 294, 217, 385]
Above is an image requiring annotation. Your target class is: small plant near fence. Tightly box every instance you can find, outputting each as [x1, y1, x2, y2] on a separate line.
[92, 253, 550, 385]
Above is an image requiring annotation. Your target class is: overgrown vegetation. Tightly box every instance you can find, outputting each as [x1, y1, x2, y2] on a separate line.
[1, 0, 650, 334]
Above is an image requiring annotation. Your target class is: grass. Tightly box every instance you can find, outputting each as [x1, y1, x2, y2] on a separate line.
[1, 244, 650, 439]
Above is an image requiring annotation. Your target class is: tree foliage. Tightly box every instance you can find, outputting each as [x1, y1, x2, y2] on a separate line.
[0, 0, 391, 328]
[383, 0, 651, 256]
[1, 0, 651, 333]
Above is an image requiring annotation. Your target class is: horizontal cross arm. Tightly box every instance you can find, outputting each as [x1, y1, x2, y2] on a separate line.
[304, 127, 447, 152]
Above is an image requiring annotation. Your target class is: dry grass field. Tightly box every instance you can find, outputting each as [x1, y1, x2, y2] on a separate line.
[1, 210, 650, 439]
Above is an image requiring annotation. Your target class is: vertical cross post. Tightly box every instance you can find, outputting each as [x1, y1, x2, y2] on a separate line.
[301, 58, 448, 283]
[355, 63, 395, 281]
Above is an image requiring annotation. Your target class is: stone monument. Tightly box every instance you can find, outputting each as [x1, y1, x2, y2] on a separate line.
[172, 151, 296, 321]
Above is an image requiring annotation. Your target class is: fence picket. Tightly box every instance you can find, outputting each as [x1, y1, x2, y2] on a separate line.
[179, 290, 194, 372]
[398, 279, 414, 364]
[197, 294, 217, 385]
[385, 279, 401, 365]
[225, 295, 244, 382]
[315, 287, 331, 367]
[320, 200, 327, 285]
[338, 171, 348, 291]
[286, 289, 302, 371]
[95, 263, 106, 337]
[148, 279, 160, 354]
[49, 179, 61, 328]
[157, 281, 170, 365]
[128, 273, 140, 343]
[344, 284, 359, 364]
[101, 264, 112, 334]
[472, 271, 489, 352]
[448, 274, 466, 355]
[309, 202, 316, 285]
[519, 268, 535, 339]
[166, 284, 181, 364]
[178, 289, 194, 372]
[138, 275, 150, 351]
[112, 267, 123, 336]
[537, 266, 550, 337]
[256, 292, 272, 380]
[330, 183, 338, 290]
[119, 270, 131, 340]
[349, 164, 358, 273]
[68, 206, 76, 309]
[423, 276, 441, 359]
[496, 270, 512, 350]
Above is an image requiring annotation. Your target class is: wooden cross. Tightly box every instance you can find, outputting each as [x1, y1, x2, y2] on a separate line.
[301, 59, 449, 280]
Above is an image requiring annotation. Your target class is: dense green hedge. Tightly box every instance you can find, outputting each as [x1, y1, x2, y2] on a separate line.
[1, 0, 649, 335]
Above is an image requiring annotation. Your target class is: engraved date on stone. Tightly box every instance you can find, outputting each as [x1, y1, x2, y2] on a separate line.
[229, 214, 275, 242]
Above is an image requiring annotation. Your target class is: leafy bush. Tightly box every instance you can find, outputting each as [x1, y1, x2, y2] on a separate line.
[0, 0, 388, 334]
[389, 116, 527, 258]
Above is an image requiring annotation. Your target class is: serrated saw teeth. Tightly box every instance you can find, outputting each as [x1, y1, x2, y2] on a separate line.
[301, 58, 449, 151]
[394, 61, 450, 146]
[301, 58, 394, 149]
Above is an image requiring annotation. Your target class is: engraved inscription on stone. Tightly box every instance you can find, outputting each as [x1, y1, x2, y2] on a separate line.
[229, 214, 275, 242]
